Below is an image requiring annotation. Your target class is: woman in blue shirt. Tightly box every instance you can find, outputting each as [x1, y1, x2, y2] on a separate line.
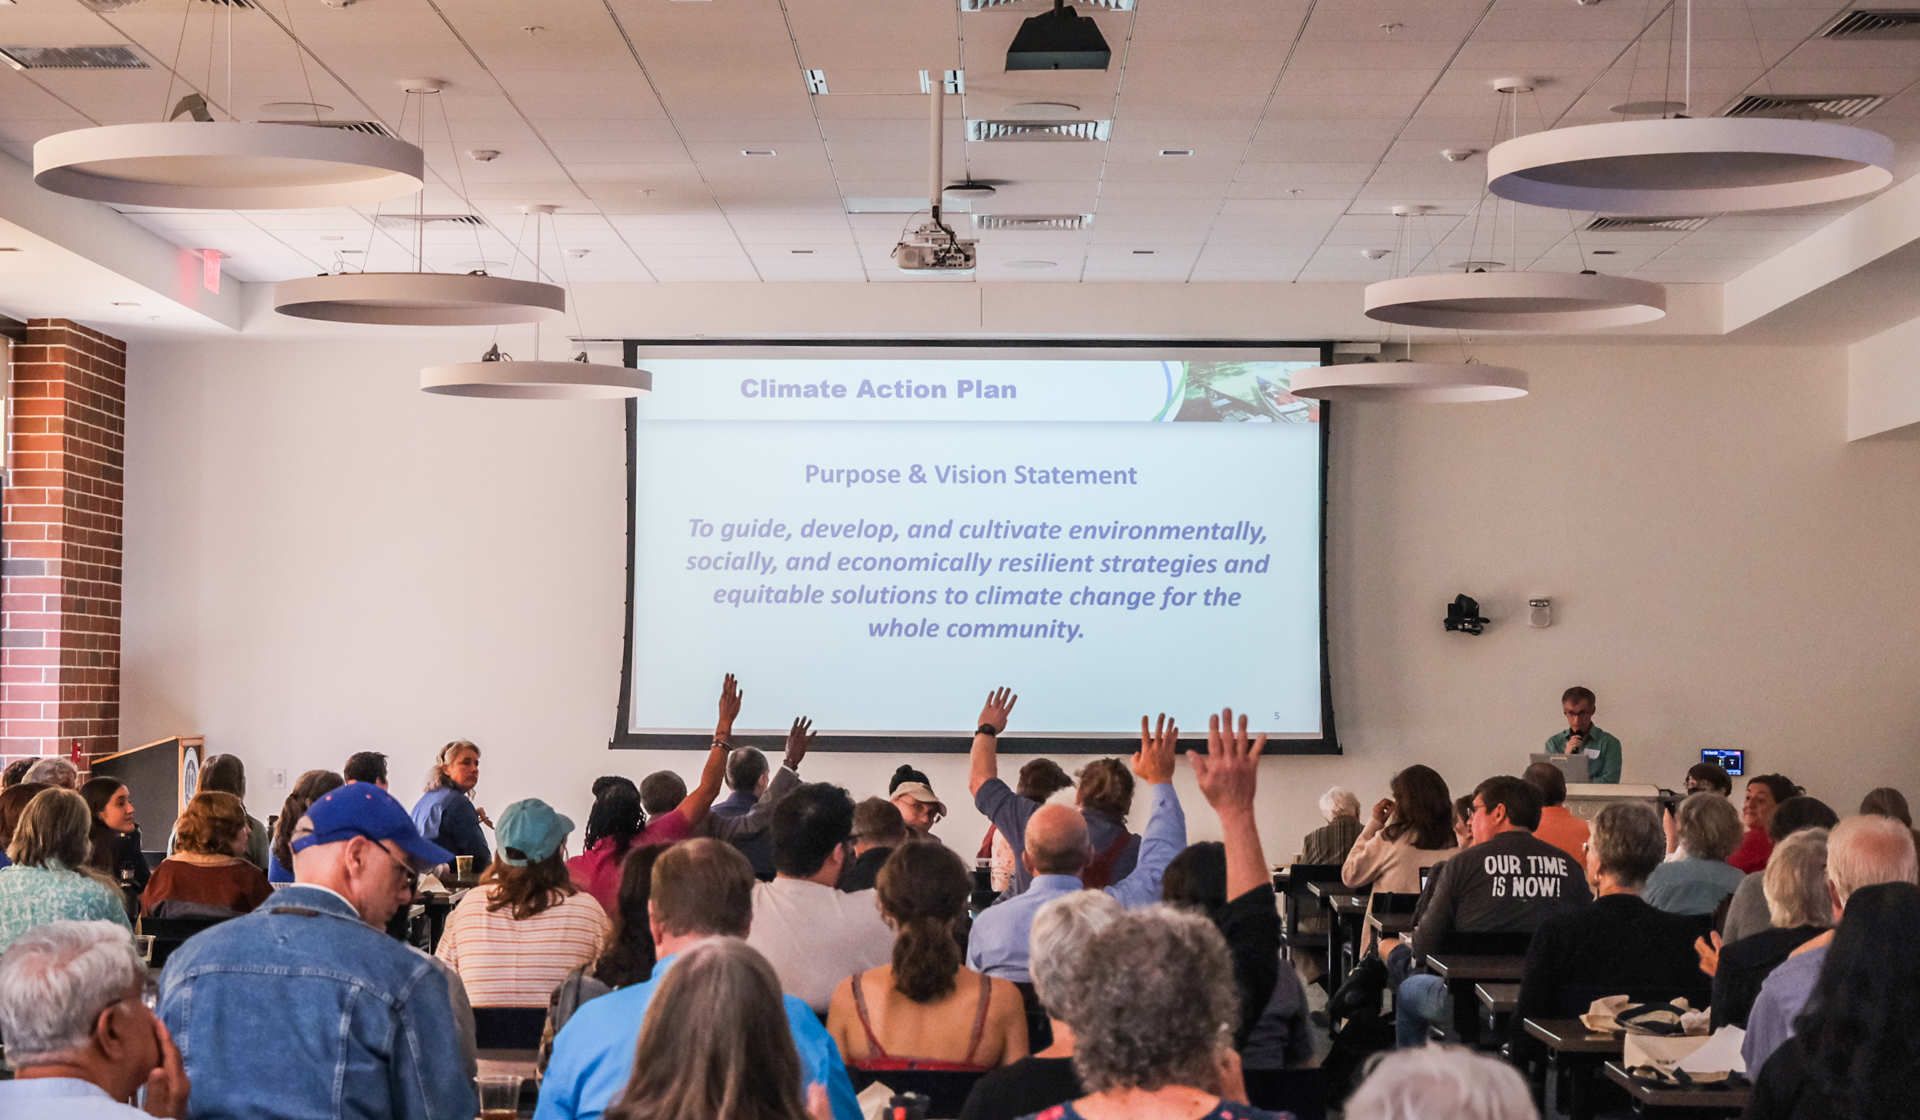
[410, 740, 493, 876]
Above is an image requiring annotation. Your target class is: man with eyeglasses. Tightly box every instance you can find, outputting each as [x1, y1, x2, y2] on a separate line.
[0, 920, 189, 1117]
[155, 783, 475, 1120]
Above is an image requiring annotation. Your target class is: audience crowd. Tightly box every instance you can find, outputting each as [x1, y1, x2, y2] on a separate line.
[0, 679, 1914, 1120]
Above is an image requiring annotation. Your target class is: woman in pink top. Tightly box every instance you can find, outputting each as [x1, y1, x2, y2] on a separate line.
[1342, 765, 1457, 950]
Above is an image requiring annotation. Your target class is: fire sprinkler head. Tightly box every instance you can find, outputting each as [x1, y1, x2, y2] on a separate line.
[1361, 249, 1389, 260]
[1441, 148, 1478, 162]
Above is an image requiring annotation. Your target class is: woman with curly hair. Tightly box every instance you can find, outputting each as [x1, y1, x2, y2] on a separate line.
[141, 791, 273, 918]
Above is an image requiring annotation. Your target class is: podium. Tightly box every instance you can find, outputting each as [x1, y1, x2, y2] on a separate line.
[89, 736, 204, 857]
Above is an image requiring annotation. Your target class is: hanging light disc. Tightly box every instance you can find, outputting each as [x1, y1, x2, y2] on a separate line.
[274, 272, 566, 326]
[1290, 362, 1528, 403]
[1365, 272, 1666, 330]
[421, 360, 652, 399]
[1486, 117, 1892, 214]
[34, 123, 424, 209]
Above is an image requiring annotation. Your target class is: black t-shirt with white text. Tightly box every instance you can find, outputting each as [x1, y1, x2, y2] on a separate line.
[1409, 829, 1593, 963]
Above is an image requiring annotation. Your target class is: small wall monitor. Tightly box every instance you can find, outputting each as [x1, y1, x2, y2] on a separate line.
[1702, 748, 1744, 777]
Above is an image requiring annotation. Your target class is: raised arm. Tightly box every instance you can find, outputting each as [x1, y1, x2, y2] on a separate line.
[706, 717, 812, 841]
[1107, 714, 1186, 909]
[967, 686, 1017, 797]
[676, 673, 740, 827]
[1193, 707, 1268, 901]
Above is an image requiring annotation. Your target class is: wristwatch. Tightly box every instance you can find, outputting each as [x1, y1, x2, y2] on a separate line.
[977, 724, 999, 737]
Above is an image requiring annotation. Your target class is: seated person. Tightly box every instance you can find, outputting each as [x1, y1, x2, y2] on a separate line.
[412, 740, 493, 876]
[1745, 882, 1920, 1120]
[966, 715, 1185, 984]
[187, 755, 270, 870]
[1343, 765, 1456, 955]
[0, 781, 50, 870]
[1710, 828, 1830, 1029]
[828, 842, 1027, 1082]
[1025, 907, 1285, 1120]
[984, 760, 1073, 893]
[890, 766, 947, 841]
[542, 843, 673, 1062]
[957, 892, 1121, 1120]
[1721, 796, 1839, 943]
[839, 797, 907, 893]
[0, 790, 131, 950]
[747, 782, 896, 1013]
[1300, 786, 1362, 865]
[1744, 814, 1917, 1075]
[1345, 1046, 1537, 1120]
[437, 799, 610, 1009]
[1522, 762, 1588, 863]
[1385, 776, 1592, 1049]
[0, 921, 189, 1119]
[1643, 792, 1746, 915]
[710, 746, 777, 879]
[535, 839, 859, 1120]
[268, 770, 345, 884]
[141, 792, 272, 919]
[970, 689, 1141, 894]
[1517, 801, 1709, 1037]
[1729, 774, 1801, 874]
[81, 777, 148, 906]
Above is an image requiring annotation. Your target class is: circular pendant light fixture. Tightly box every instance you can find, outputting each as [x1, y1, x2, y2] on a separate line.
[33, 122, 424, 209]
[422, 346, 651, 399]
[1364, 270, 1666, 330]
[274, 271, 565, 325]
[1290, 361, 1529, 403]
[1486, 117, 1893, 214]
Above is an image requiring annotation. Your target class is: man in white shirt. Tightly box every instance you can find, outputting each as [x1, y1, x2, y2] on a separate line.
[0, 920, 191, 1118]
[747, 781, 895, 1012]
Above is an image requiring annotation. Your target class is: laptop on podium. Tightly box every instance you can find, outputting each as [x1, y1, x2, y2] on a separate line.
[1531, 751, 1590, 784]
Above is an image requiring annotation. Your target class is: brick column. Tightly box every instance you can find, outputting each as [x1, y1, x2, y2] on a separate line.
[1, 320, 126, 770]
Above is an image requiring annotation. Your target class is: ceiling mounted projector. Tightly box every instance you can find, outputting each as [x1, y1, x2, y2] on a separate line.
[1006, 0, 1111, 71]
[897, 83, 978, 273]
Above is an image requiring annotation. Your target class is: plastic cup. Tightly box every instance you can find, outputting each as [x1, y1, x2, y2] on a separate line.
[477, 1074, 522, 1120]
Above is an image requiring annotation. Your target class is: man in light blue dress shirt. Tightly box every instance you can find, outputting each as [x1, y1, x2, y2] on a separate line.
[537, 838, 860, 1120]
[966, 703, 1187, 983]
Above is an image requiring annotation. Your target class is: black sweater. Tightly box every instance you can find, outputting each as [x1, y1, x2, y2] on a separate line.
[1517, 893, 1711, 1022]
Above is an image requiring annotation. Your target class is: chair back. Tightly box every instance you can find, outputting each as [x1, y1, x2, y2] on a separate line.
[140, 915, 231, 968]
[473, 1006, 548, 1051]
[1371, 891, 1422, 915]
[845, 1067, 986, 1118]
[1244, 1067, 1330, 1120]
[1282, 864, 1345, 927]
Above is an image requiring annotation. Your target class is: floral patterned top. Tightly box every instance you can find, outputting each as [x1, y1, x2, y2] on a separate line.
[0, 862, 132, 952]
[1021, 1099, 1290, 1120]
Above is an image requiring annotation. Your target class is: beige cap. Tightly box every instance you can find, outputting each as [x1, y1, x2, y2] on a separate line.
[890, 781, 946, 816]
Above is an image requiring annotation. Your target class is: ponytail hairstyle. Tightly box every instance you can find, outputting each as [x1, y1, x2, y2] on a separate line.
[274, 770, 345, 872]
[875, 840, 971, 1004]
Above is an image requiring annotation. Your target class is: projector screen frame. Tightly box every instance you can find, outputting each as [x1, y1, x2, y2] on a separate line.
[609, 338, 1339, 756]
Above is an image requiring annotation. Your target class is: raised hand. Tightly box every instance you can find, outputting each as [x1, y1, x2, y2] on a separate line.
[977, 687, 1017, 733]
[716, 673, 742, 738]
[1132, 713, 1178, 785]
[1193, 707, 1266, 815]
[1694, 932, 1722, 978]
[784, 716, 817, 770]
[142, 1015, 191, 1118]
[1371, 798, 1395, 827]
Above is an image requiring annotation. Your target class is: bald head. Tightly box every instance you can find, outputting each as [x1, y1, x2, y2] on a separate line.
[1025, 803, 1093, 876]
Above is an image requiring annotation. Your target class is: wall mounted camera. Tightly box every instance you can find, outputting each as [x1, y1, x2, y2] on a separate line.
[1444, 594, 1489, 635]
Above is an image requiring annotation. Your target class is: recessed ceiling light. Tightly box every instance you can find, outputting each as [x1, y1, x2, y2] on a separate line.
[1441, 148, 1477, 162]
[1132, 249, 1155, 254]
[791, 249, 814, 254]
[339, 249, 363, 254]
[112, 301, 139, 306]
[320, 235, 344, 241]
[468, 150, 500, 163]
[742, 149, 776, 157]
[1590, 249, 1618, 255]
[1159, 149, 1193, 157]
[1005, 260, 1056, 269]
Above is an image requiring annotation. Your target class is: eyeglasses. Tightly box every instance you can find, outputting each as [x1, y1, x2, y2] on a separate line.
[365, 840, 420, 893]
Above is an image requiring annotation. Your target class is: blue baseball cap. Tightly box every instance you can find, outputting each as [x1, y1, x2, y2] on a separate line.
[291, 783, 452, 871]
[495, 799, 573, 865]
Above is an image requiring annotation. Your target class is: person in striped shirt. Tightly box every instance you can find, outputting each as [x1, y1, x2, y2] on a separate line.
[437, 799, 611, 1008]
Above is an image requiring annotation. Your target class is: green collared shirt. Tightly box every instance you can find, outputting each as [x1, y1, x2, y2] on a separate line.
[1545, 726, 1621, 784]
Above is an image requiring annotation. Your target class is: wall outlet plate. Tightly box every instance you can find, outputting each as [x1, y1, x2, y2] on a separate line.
[269, 768, 288, 789]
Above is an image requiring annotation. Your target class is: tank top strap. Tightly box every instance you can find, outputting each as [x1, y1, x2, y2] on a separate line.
[963, 971, 994, 1065]
[848, 972, 890, 1060]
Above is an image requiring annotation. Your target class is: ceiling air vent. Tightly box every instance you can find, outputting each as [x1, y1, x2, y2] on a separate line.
[1724, 94, 1886, 120]
[1584, 215, 1710, 232]
[374, 214, 490, 229]
[962, 0, 1131, 10]
[973, 213, 1092, 231]
[1820, 9, 1920, 38]
[0, 45, 147, 69]
[967, 119, 1112, 142]
[260, 119, 401, 138]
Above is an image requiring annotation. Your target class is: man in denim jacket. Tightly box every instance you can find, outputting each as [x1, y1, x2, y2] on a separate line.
[158, 784, 476, 1120]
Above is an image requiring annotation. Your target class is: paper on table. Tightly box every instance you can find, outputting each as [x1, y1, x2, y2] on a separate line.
[1676, 1025, 1747, 1074]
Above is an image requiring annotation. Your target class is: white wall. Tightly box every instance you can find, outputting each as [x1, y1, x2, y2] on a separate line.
[121, 337, 1920, 857]
[1848, 314, 1920, 440]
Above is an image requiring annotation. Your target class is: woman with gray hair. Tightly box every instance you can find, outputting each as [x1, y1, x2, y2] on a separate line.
[1641, 792, 1746, 915]
[1013, 905, 1282, 1120]
[959, 891, 1120, 1120]
[0, 920, 190, 1117]
[1515, 801, 1709, 1034]
[0, 789, 131, 953]
[1708, 828, 1831, 1029]
[1346, 1046, 1537, 1120]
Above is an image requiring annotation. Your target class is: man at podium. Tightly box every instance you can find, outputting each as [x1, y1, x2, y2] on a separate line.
[1544, 686, 1621, 784]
